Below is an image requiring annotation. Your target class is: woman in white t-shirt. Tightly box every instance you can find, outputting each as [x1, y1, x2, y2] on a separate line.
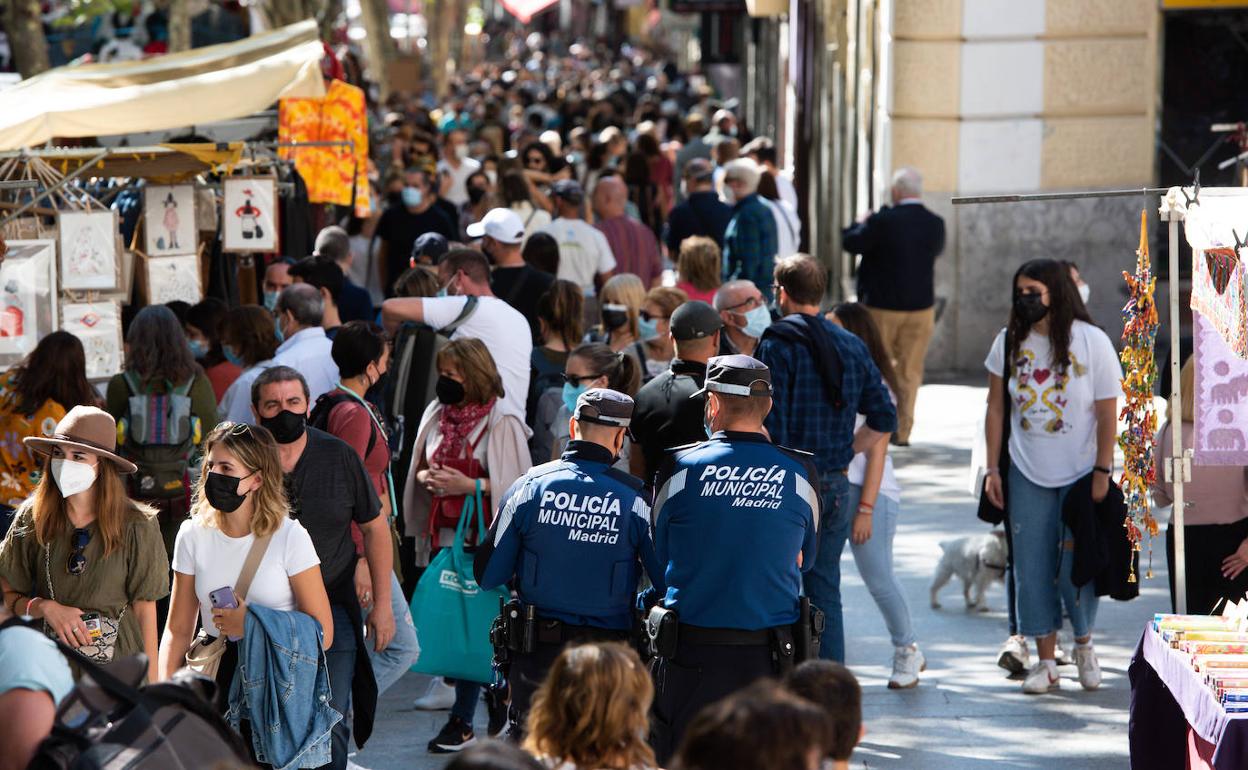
[157, 422, 332, 700]
[982, 259, 1121, 696]
[523, 642, 660, 770]
[829, 303, 923, 690]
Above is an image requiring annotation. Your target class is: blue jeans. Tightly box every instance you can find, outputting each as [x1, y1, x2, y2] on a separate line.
[324, 604, 357, 770]
[847, 485, 915, 648]
[364, 573, 420, 695]
[1007, 465, 1099, 640]
[451, 681, 482, 725]
[804, 472, 851, 661]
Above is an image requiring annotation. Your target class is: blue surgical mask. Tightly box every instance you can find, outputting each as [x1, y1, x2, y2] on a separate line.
[703, 402, 714, 439]
[742, 304, 772, 339]
[638, 315, 660, 342]
[274, 315, 285, 344]
[188, 339, 207, 359]
[222, 344, 245, 367]
[401, 186, 423, 207]
[562, 381, 588, 414]
[263, 290, 279, 312]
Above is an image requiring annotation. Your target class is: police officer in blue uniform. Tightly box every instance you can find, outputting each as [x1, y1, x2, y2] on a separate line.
[475, 388, 664, 733]
[648, 355, 821, 762]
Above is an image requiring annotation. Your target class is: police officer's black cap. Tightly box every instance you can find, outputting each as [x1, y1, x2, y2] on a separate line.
[670, 301, 723, 341]
[574, 388, 634, 428]
[692, 355, 772, 398]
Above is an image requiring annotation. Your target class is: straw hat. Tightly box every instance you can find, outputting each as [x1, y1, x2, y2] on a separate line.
[24, 405, 138, 474]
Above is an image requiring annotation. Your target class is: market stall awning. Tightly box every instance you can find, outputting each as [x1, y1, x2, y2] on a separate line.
[0, 143, 247, 181]
[0, 21, 326, 151]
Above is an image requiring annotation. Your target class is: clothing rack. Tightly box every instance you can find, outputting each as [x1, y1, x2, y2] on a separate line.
[952, 185, 1207, 613]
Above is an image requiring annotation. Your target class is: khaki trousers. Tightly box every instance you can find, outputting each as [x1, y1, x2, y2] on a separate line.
[866, 305, 936, 443]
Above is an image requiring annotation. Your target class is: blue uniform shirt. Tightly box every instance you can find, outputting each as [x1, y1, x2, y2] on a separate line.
[653, 430, 820, 630]
[475, 441, 664, 630]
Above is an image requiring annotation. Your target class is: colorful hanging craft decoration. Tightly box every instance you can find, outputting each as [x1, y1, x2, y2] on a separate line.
[1119, 209, 1161, 581]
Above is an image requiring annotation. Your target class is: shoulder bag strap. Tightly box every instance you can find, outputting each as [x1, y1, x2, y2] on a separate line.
[235, 533, 273, 601]
[441, 295, 479, 335]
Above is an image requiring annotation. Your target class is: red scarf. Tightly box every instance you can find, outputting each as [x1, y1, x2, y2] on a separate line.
[433, 398, 495, 465]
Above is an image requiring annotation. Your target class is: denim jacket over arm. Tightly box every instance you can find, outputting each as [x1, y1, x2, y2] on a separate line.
[228, 603, 341, 770]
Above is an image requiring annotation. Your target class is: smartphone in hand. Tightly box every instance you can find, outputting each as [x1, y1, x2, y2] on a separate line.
[208, 587, 241, 641]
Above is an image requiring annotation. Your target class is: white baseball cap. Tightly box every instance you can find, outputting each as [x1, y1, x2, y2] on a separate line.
[466, 208, 526, 245]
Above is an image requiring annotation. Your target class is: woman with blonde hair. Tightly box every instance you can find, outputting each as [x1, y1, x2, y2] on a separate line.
[158, 422, 332, 702]
[523, 642, 659, 770]
[0, 406, 169, 681]
[587, 274, 648, 371]
[639, 286, 689, 380]
[404, 337, 529, 752]
[675, 236, 722, 304]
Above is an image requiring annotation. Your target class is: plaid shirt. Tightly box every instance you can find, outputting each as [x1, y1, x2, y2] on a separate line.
[757, 314, 898, 476]
[723, 194, 779, 299]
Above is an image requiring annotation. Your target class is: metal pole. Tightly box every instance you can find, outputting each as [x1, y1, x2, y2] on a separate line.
[1161, 192, 1187, 614]
[0, 149, 110, 227]
[953, 188, 1170, 206]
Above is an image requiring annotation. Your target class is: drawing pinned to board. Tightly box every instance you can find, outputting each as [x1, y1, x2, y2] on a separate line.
[0, 240, 58, 369]
[144, 184, 197, 256]
[222, 176, 280, 253]
[58, 210, 118, 291]
[146, 255, 201, 305]
[61, 301, 122, 380]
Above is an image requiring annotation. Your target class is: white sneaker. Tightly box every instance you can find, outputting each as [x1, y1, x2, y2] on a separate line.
[1073, 643, 1102, 690]
[412, 678, 457, 710]
[997, 635, 1030, 675]
[1022, 661, 1060, 694]
[1055, 635, 1074, 666]
[888, 644, 926, 689]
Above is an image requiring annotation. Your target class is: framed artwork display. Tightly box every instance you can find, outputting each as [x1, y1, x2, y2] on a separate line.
[0, 240, 58, 368]
[145, 254, 202, 305]
[61, 301, 123, 380]
[222, 176, 280, 253]
[58, 210, 119, 291]
[144, 184, 197, 256]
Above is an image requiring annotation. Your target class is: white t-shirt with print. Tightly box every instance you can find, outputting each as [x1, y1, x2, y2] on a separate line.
[984, 320, 1122, 488]
[421, 295, 534, 420]
[172, 516, 321, 636]
[539, 217, 616, 295]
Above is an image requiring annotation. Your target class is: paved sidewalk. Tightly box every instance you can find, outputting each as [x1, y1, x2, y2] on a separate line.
[353, 381, 1169, 769]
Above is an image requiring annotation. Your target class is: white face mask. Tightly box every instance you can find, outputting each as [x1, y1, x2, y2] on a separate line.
[1078, 283, 1091, 304]
[455, 144, 470, 161]
[51, 458, 98, 497]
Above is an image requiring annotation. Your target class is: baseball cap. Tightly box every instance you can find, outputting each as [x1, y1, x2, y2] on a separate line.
[670, 301, 724, 341]
[411, 232, 450, 265]
[466, 208, 526, 244]
[551, 179, 585, 204]
[692, 355, 773, 398]
[574, 388, 634, 428]
[684, 158, 714, 182]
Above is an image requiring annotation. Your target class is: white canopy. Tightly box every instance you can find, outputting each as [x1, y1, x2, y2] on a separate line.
[0, 20, 326, 151]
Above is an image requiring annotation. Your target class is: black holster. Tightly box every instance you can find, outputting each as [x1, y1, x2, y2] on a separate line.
[645, 605, 679, 659]
[770, 625, 797, 675]
[792, 597, 825, 664]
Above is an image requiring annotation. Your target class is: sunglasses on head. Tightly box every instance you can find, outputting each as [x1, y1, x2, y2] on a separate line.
[68, 527, 90, 576]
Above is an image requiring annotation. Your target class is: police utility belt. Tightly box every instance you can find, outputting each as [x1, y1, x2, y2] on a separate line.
[490, 599, 626, 659]
[644, 597, 825, 668]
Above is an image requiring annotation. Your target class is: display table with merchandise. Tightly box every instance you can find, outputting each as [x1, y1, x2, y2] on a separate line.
[1129, 620, 1248, 769]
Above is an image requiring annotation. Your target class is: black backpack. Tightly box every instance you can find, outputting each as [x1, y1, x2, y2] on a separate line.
[309, 390, 380, 458]
[3, 618, 253, 770]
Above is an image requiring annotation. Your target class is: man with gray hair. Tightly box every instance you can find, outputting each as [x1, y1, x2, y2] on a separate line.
[714, 279, 770, 357]
[272, 282, 340, 402]
[722, 158, 779, 302]
[842, 166, 946, 446]
[314, 225, 375, 322]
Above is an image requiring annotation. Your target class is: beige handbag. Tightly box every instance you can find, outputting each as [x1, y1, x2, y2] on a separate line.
[183, 533, 272, 679]
[43, 546, 124, 664]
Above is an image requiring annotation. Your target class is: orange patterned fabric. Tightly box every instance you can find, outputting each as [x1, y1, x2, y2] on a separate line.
[278, 79, 371, 216]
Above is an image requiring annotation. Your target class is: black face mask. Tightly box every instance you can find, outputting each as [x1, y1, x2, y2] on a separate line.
[602, 309, 629, 331]
[260, 409, 307, 444]
[436, 375, 466, 405]
[467, 186, 487, 205]
[205, 471, 254, 513]
[1013, 293, 1049, 324]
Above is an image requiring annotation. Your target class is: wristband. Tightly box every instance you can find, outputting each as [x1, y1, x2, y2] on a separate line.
[985, 467, 1000, 476]
[24, 596, 40, 616]
[857, 505, 874, 515]
[1093, 466, 1111, 475]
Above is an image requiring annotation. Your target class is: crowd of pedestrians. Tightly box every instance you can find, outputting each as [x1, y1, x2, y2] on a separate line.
[0, 31, 1181, 770]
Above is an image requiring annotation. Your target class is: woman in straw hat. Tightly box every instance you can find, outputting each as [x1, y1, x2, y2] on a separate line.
[0, 406, 169, 681]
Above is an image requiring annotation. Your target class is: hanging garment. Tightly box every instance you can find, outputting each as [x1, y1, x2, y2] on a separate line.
[277, 79, 371, 217]
[1186, 192, 1248, 359]
[1193, 310, 1248, 466]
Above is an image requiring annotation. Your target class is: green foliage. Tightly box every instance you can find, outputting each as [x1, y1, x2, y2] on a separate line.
[52, 0, 137, 29]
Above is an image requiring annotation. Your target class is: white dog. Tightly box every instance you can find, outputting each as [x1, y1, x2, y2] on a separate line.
[930, 530, 1008, 612]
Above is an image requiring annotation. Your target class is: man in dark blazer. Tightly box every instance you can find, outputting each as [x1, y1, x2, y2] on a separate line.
[842, 167, 945, 446]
